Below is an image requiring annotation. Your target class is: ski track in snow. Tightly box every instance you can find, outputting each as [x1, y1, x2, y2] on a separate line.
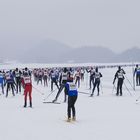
[0, 64, 140, 140]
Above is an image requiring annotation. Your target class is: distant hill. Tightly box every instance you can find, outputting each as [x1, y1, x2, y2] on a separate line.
[1, 39, 140, 63]
[18, 39, 72, 63]
[60, 46, 117, 63]
[60, 46, 140, 63]
[117, 47, 140, 62]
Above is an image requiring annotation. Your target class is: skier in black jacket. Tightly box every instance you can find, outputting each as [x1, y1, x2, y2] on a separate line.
[13, 68, 22, 93]
[90, 67, 102, 96]
[113, 66, 126, 96]
[52, 67, 68, 102]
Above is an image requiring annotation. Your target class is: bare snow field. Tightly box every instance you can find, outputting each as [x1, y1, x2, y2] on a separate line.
[0, 64, 140, 140]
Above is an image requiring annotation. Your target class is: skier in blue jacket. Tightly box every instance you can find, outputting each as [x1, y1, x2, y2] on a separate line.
[134, 64, 140, 86]
[65, 82, 78, 122]
[4, 70, 16, 97]
[0, 70, 5, 94]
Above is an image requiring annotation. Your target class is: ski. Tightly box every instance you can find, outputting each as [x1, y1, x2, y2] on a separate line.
[43, 101, 61, 104]
[78, 91, 90, 95]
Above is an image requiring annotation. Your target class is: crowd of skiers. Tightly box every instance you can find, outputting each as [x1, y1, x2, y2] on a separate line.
[0, 64, 140, 121]
[0, 67, 32, 107]
[1, 65, 140, 99]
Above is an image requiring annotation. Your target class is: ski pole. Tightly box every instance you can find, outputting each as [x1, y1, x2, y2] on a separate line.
[100, 81, 103, 94]
[43, 88, 58, 101]
[112, 84, 116, 94]
[112, 81, 117, 94]
[123, 82, 132, 96]
[32, 85, 45, 95]
[43, 91, 54, 100]
[125, 75, 135, 91]
[132, 64, 136, 91]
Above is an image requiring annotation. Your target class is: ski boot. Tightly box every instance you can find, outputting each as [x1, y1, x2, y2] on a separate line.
[66, 118, 71, 122]
[90, 94, 93, 97]
[30, 101, 32, 108]
[72, 116, 76, 121]
[24, 101, 27, 108]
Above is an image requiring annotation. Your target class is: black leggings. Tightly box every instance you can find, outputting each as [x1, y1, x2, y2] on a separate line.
[89, 77, 94, 89]
[117, 79, 123, 95]
[15, 78, 21, 93]
[6, 83, 15, 97]
[75, 77, 80, 88]
[51, 79, 59, 91]
[37, 76, 43, 85]
[92, 80, 100, 95]
[43, 76, 48, 86]
[136, 74, 140, 86]
[67, 96, 77, 118]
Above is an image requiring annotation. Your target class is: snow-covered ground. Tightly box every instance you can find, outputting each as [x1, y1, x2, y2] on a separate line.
[0, 64, 140, 140]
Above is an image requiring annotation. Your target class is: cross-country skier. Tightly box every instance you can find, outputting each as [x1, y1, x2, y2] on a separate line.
[86, 67, 95, 89]
[74, 69, 81, 88]
[113, 66, 126, 96]
[90, 67, 102, 96]
[33, 68, 38, 81]
[52, 67, 68, 103]
[80, 67, 85, 81]
[37, 69, 43, 85]
[0, 70, 5, 94]
[4, 70, 16, 97]
[67, 68, 74, 82]
[50, 69, 59, 91]
[43, 69, 48, 87]
[23, 67, 31, 77]
[65, 81, 78, 122]
[134, 64, 140, 86]
[13, 68, 22, 93]
[22, 71, 32, 108]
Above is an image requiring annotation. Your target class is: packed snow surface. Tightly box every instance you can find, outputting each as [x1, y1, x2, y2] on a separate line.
[0, 63, 140, 140]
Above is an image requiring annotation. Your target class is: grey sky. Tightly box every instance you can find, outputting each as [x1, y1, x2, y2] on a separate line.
[0, 0, 140, 53]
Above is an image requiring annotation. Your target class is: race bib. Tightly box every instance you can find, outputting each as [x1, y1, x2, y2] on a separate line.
[118, 72, 123, 78]
[24, 77, 31, 84]
[69, 83, 77, 91]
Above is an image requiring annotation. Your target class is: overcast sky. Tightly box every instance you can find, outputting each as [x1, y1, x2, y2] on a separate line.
[0, 0, 140, 53]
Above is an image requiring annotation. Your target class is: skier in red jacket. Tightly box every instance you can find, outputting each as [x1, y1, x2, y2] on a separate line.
[22, 72, 32, 108]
